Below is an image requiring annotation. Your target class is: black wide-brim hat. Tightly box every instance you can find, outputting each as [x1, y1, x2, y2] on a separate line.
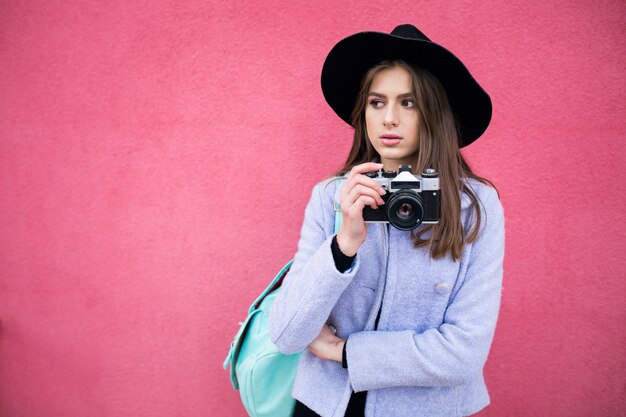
[321, 24, 492, 148]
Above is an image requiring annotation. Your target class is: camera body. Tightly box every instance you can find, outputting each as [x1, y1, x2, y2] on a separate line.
[362, 166, 440, 231]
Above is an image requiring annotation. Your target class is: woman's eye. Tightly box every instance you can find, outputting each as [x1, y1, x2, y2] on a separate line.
[402, 99, 416, 108]
[369, 99, 384, 108]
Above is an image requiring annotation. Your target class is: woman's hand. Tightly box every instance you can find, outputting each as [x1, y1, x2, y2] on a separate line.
[336, 162, 386, 256]
[308, 325, 345, 363]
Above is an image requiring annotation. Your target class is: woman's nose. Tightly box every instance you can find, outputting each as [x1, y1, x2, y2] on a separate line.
[383, 109, 399, 127]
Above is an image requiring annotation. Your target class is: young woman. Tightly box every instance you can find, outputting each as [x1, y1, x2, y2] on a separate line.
[268, 24, 505, 417]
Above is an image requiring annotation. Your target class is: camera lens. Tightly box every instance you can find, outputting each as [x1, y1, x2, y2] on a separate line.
[386, 190, 424, 231]
[397, 203, 414, 219]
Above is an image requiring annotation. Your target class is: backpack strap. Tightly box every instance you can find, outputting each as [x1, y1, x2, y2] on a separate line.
[247, 260, 294, 314]
[333, 177, 345, 234]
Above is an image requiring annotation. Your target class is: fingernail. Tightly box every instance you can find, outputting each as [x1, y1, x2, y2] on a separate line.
[379, 188, 386, 195]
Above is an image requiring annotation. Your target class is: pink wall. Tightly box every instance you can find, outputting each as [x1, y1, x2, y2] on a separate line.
[1, 1, 624, 416]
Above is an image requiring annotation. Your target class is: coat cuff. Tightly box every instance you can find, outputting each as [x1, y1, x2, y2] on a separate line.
[346, 330, 414, 392]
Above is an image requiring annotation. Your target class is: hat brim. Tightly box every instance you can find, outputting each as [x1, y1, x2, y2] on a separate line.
[321, 31, 492, 147]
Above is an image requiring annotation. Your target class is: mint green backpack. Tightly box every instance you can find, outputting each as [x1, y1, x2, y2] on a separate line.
[224, 182, 343, 417]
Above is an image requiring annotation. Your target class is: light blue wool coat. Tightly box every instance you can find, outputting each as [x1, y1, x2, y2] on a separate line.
[268, 177, 505, 417]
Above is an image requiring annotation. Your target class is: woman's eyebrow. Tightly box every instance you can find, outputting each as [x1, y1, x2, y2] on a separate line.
[368, 92, 414, 98]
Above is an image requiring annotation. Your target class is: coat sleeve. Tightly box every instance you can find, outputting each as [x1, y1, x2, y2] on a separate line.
[268, 181, 360, 355]
[345, 186, 505, 390]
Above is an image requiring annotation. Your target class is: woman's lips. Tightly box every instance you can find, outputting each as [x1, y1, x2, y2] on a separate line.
[380, 134, 402, 146]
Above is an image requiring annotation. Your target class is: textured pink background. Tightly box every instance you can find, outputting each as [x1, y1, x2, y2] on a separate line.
[1, 1, 625, 416]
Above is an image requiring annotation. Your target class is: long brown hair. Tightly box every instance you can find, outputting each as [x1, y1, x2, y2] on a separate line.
[333, 60, 497, 262]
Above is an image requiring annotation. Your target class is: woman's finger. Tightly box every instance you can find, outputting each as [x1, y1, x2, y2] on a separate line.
[344, 184, 384, 209]
[351, 195, 377, 212]
[343, 174, 386, 195]
[350, 174, 387, 196]
[341, 174, 386, 206]
[346, 162, 384, 181]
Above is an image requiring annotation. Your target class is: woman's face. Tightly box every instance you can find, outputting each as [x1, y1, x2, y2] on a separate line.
[365, 65, 420, 172]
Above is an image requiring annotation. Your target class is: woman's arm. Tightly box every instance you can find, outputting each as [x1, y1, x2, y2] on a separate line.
[267, 181, 358, 355]
[268, 163, 385, 355]
[345, 186, 505, 390]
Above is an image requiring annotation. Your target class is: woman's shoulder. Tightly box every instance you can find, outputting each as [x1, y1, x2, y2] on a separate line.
[301, 176, 346, 234]
[461, 177, 502, 213]
[311, 175, 346, 202]
[301, 176, 345, 221]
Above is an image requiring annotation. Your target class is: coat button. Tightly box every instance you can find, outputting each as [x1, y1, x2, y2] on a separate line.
[435, 282, 451, 295]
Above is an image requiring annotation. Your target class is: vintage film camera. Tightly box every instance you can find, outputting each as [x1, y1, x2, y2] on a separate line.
[362, 166, 440, 231]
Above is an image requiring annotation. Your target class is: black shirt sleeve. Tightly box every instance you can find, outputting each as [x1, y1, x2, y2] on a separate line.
[331, 234, 356, 273]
